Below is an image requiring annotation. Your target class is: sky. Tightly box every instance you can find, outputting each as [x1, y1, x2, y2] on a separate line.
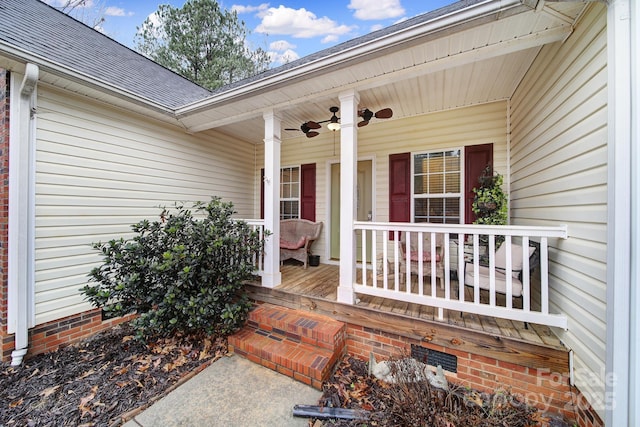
[46, 0, 454, 66]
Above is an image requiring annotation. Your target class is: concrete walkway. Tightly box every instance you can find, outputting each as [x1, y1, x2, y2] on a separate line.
[122, 354, 323, 426]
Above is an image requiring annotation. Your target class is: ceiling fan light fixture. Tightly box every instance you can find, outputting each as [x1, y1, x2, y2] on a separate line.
[327, 106, 340, 131]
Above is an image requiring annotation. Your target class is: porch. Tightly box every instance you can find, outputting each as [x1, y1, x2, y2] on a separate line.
[245, 262, 569, 374]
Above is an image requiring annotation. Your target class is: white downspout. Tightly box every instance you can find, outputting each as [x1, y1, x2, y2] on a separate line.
[8, 63, 38, 366]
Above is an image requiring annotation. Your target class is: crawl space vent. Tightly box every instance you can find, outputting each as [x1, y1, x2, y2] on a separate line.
[411, 344, 457, 373]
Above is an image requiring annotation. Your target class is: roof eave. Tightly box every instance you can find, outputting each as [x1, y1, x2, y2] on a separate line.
[175, 0, 526, 117]
[0, 41, 178, 119]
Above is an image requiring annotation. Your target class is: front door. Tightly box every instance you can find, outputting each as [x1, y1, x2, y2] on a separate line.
[330, 160, 373, 261]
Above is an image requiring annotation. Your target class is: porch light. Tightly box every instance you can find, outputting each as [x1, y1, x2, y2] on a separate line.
[327, 107, 340, 131]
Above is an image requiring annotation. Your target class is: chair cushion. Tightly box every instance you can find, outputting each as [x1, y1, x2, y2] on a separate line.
[280, 236, 306, 250]
[464, 265, 523, 297]
[409, 251, 441, 263]
[494, 243, 535, 277]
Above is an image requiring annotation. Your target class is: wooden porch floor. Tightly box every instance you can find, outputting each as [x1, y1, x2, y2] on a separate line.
[246, 262, 569, 373]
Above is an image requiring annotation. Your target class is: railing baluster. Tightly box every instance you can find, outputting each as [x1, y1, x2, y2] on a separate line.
[473, 234, 480, 304]
[540, 237, 549, 314]
[393, 230, 400, 292]
[522, 236, 530, 311]
[444, 232, 450, 301]
[361, 229, 367, 287]
[505, 237, 513, 309]
[372, 230, 378, 289]
[488, 234, 496, 307]
[458, 233, 465, 302]
[383, 231, 389, 290]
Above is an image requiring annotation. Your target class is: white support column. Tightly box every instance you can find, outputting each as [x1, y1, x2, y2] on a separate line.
[8, 63, 38, 366]
[605, 0, 634, 424]
[337, 89, 359, 304]
[261, 111, 282, 288]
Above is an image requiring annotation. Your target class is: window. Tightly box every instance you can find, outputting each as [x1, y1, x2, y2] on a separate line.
[412, 150, 461, 224]
[280, 166, 299, 219]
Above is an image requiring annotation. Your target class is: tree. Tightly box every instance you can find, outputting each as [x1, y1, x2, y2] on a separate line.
[53, 0, 106, 29]
[135, 0, 270, 90]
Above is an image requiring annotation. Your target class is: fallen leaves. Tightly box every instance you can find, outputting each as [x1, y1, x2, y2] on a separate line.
[0, 323, 227, 426]
[317, 356, 545, 427]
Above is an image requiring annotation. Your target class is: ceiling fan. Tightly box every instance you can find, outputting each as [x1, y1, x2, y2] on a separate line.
[285, 106, 393, 138]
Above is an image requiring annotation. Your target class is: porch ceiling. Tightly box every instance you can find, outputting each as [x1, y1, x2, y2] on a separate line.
[176, 1, 586, 143]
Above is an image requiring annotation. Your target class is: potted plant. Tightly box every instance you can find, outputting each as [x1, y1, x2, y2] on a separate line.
[472, 165, 508, 226]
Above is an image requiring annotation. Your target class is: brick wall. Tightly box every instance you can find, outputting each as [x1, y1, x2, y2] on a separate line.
[0, 69, 10, 360]
[346, 323, 603, 427]
[2, 308, 134, 362]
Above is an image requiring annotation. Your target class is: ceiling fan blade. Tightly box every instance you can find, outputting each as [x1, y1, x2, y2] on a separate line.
[306, 121, 321, 129]
[358, 120, 370, 127]
[306, 131, 319, 138]
[284, 128, 299, 131]
[375, 108, 393, 119]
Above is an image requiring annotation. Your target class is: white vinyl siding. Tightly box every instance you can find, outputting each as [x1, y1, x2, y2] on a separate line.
[509, 4, 607, 418]
[34, 85, 255, 325]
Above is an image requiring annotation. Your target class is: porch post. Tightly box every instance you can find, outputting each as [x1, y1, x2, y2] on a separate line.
[261, 110, 282, 288]
[337, 89, 359, 304]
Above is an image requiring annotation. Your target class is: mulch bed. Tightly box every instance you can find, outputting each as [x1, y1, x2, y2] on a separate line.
[1, 323, 227, 426]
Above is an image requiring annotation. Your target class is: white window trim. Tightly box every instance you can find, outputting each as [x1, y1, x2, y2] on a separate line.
[410, 148, 464, 224]
[280, 165, 301, 219]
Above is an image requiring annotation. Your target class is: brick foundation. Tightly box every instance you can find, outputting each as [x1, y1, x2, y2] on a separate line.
[345, 323, 603, 427]
[2, 308, 134, 362]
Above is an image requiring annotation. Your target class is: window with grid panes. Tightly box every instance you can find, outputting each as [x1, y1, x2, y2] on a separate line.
[280, 166, 300, 219]
[413, 150, 461, 224]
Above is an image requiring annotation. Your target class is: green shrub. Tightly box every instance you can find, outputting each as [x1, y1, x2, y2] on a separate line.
[82, 197, 264, 339]
[472, 165, 508, 226]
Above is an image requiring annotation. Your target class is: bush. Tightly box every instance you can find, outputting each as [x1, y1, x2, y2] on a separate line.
[82, 197, 264, 339]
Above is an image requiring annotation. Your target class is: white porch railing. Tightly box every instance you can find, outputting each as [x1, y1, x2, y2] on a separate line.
[240, 219, 265, 275]
[353, 222, 568, 329]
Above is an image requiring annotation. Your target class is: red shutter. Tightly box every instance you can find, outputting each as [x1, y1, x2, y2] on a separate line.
[464, 144, 493, 224]
[389, 153, 411, 239]
[300, 163, 316, 221]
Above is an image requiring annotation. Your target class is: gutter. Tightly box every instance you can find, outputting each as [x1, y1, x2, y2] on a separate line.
[8, 63, 38, 366]
[176, 0, 525, 116]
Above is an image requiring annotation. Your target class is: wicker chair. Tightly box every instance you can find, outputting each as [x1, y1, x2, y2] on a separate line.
[279, 219, 323, 269]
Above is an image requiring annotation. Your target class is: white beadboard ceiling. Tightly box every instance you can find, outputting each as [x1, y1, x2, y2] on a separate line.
[176, 1, 587, 143]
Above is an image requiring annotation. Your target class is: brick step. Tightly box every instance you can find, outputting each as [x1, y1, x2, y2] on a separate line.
[228, 304, 346, 389]
[246, 303, 346, 352]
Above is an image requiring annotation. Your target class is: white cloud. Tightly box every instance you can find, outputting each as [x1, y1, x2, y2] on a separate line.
[269, 40, 296, 51]
[267, 39, 299, 65]
[231, 3, 270, 14]
[269, 49, 300, 65]
[104, 6, 133, 17]
[348, 0, 405, 20]
[255, 6, 354, 40]
[369, 24, 384, 32]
